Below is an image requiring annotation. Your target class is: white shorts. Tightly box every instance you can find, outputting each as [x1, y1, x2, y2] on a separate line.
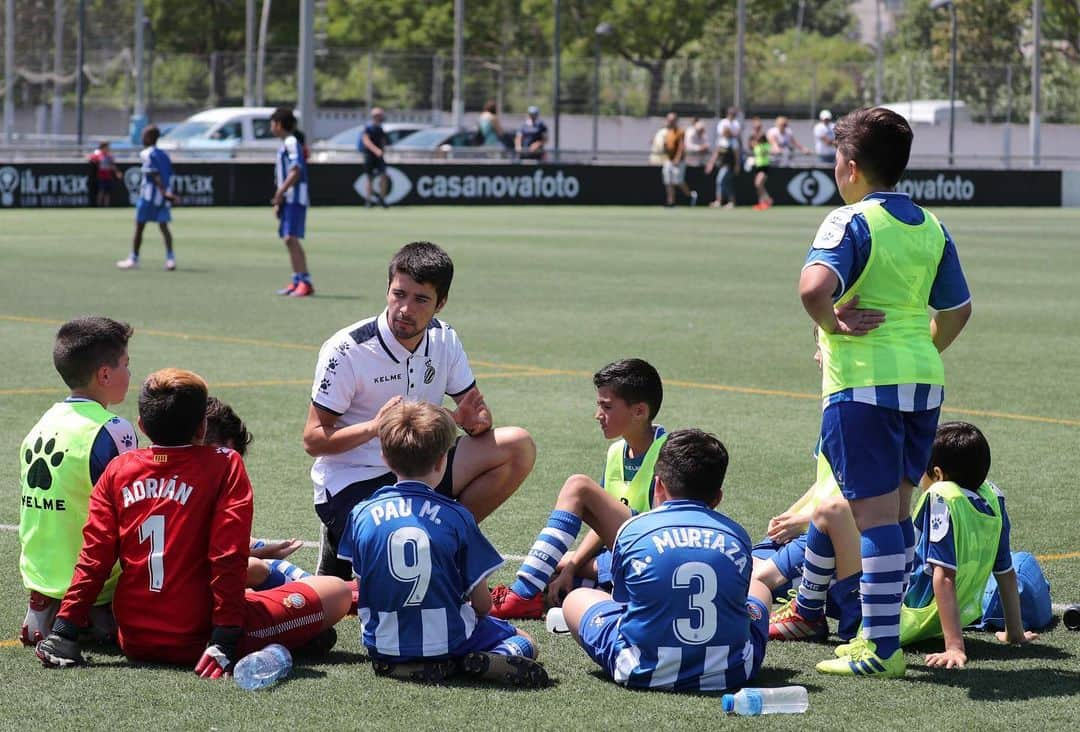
[661, 161, 686, 185]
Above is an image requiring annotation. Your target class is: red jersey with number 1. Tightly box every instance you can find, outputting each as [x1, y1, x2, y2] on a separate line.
[57, 444, 253, 659]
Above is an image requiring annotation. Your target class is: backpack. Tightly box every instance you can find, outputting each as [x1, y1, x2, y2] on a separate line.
[977, 551, 1053, 631]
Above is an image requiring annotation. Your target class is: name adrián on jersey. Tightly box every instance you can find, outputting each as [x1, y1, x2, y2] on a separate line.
[121, 476, 195, 507]
[651, 528, 748, 572]
[369, 497, 442, 526]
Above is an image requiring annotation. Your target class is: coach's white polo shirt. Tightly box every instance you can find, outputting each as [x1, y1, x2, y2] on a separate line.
[309, 309, 476, 503]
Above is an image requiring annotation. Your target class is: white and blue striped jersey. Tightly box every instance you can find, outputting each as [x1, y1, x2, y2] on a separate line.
[139, 146, 173, 205]
[805, 192, 970, 411]
[609, 500, 757, 691]
[275, 134, 309, 206]
[338, 481, 504, 660]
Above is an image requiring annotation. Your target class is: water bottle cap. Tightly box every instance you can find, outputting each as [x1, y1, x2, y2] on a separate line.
[721, 694, 735, 713]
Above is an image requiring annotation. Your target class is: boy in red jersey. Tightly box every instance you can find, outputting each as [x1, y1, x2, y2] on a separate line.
[36, 368, 351, 678]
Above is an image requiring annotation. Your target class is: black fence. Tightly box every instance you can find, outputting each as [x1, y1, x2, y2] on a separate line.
[0, 161, 1062, 209]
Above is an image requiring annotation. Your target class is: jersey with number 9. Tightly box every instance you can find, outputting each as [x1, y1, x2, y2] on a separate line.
[338, 480, 504, 661]
[56, 445, 253, 659]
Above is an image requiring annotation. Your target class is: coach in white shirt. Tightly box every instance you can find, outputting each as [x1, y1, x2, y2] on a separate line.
[303, 241, 536, 578]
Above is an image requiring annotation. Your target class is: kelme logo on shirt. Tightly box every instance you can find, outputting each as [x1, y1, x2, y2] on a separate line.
[24, 435, 65, 490]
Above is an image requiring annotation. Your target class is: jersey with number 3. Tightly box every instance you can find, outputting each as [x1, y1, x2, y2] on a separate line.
[338, 481, 504, 660]
[610, 500, 755, 691]
[57, 445, 253, 656]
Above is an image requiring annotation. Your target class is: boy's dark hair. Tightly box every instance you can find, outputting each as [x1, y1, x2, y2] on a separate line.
[379, 401, 457, 479]
[53, 317, 133, 389]
[388, 242, 455, 304]
[833, 107, 913, 187]
[270, 107, 297, 132]
[593, 359, 663, 420]
[928, 421, 991, 491]
[204, 396, 253, 457]
[141, 124, 160, 146]
[138, 369, 208, 447]
[654, 429, 729, 503]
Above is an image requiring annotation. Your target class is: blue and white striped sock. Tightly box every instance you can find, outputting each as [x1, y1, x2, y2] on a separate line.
[256, 559, 312, 590]
[900, 516, 915, 595]
[509, 510, 581, 599]
[492, 634, 537, 659]
[795, 522, 835, 620]
[859, 524, 906, 659]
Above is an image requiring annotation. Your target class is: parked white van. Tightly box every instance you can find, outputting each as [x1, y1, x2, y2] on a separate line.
[157, 107, 288, 156]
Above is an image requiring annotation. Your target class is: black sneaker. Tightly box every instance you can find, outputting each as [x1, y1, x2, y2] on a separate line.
[460, 652, 549, 688]
[372, 657, 455, 683]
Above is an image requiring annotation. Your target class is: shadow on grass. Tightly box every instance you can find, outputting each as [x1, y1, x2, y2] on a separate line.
[906, 634, 1072, 663]
[911, 664, 1080, 701]
[585, 666, 825, 696]
[308, 294, 364, 301]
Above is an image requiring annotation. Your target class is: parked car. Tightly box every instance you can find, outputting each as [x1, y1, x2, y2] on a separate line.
[156, 107, 283, 157]
[387, 126, 508, 160]
[311, 122, 432, 162]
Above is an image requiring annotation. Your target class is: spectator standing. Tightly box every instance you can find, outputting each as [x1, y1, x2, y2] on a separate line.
[88, 142, 121, 207]
[661, 112, 697, 208]
[683, 117, 709, 167]
[360, 107, 390, 208]
[707, 108, 742, 209]
[478, 101, 509, 149]
[748, 118, 774, 210]
[767, 116, 809, 165]
[814, 109, 836, 164]
[515, 106, 548, 161]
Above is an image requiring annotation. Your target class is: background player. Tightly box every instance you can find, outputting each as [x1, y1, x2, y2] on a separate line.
[19, 316, 138, 646]
[561, 429, 773, 692]
[489, 358, 666, 619]
[303, 241, 535, 580]
[271, 107, 314, 297]
[88, 141, 121, 207]
[360, 107, 390, 207]
[338, 401, 547, 686]
[35, 369, 350, 677]
[117, 125, 178, 271]
[798, 106, 972, 678]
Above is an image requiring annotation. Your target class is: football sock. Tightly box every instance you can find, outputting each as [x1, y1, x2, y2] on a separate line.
[795, 522, 835, 620]
[859, 524, 906, 658]
[900, 516, 915, 595]
[492, 634, 537, 659]
[299, 272, 311, 283]
[130, 253, 139, 262]
[254, 559, 312, 590]
[509, 509, 581, 599]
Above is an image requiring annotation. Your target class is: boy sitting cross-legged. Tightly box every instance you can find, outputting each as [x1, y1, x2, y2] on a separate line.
[490, 358, 667, 618]
[561, 429, 774, 692]
[337, 400, 548, 687]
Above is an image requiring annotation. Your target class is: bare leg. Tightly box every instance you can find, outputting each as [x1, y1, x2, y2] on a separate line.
[297, 575, 352, 629]
[159, 223, 173, 258]
[665, 184, 675, 206]
[247, 558, 270, 588]
[550, 473, 631, 549]
[451, 426, 535, 522]
[132, 221, 147, 256]
[284, 235, 309, 273]
[814, 496, 862, 580]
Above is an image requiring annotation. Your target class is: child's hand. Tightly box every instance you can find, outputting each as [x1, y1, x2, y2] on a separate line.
[766, 512, 805, 544]
[250, 538, 303, 560]
[833, 295, 886, 336]
[925, 647, 967, 669]
[546, 569, 575, 608]
[996, 629, 1039, 645]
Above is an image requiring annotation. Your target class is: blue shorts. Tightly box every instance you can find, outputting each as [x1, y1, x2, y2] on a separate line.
[278, 202, 306, 239]
[135, 198, 171, 224]
[595, 550, 614, 586]
[753, 534, 810, 600]
[578, 597, 768, 691]
[369, 615, 517, 663]
[820, 401, 939, 500]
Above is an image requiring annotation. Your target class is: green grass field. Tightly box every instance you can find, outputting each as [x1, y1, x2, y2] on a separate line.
[1, 205, 1078, 730]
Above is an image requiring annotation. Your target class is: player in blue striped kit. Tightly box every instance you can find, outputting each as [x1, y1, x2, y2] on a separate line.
[337, 400, 547, 686]
[562, 429, 773, 692]
[116, 125, 179, 271]
[270, 107, 315, 297]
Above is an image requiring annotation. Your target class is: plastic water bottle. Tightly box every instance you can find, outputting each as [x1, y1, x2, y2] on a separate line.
[545, 608, 570, 634]
[721, 686, 809, 715]
[233, 643, 293, 690]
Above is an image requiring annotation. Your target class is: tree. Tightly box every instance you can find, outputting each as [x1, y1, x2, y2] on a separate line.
[564, 0, 726, 115]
